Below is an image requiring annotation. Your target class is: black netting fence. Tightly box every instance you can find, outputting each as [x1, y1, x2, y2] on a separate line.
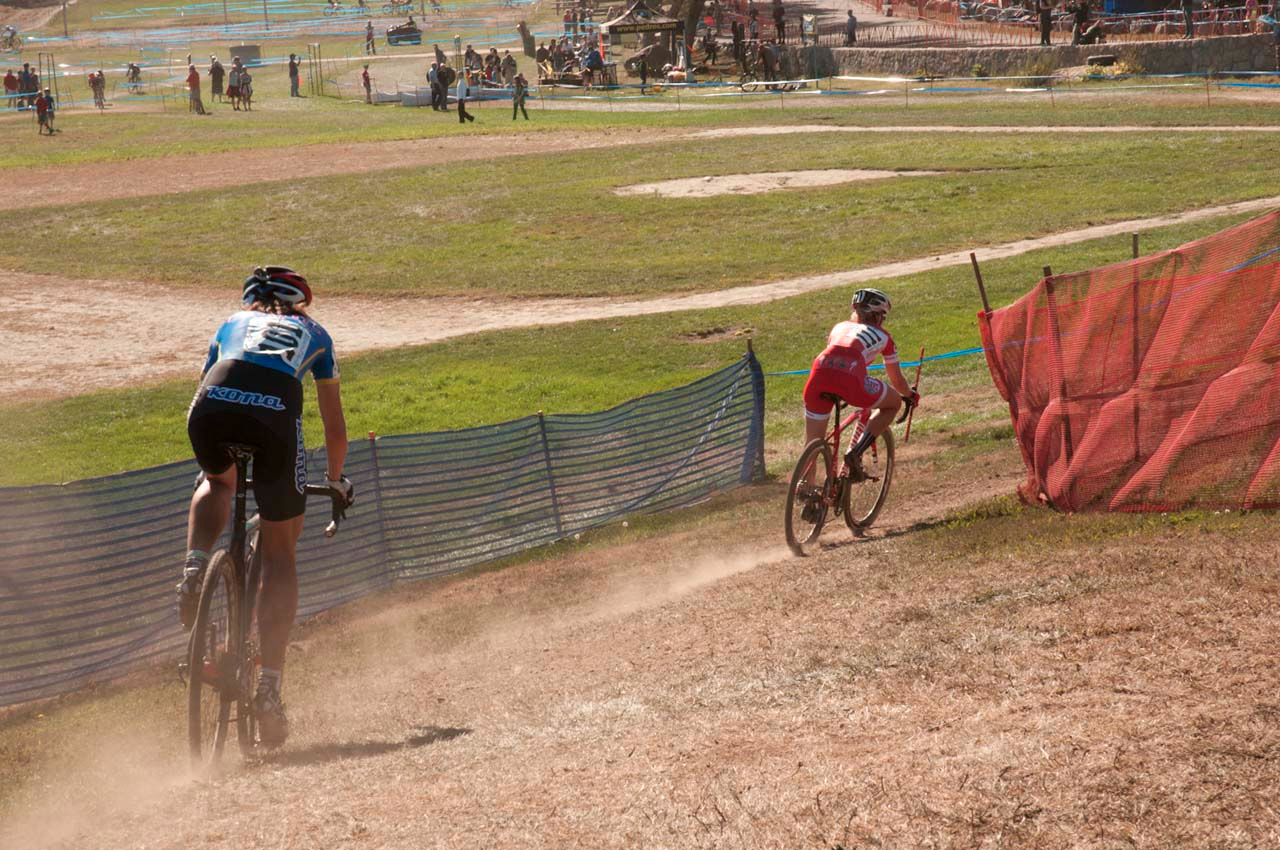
[0, 354, 765, 707]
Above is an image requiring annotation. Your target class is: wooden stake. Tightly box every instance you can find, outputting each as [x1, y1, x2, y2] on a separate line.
[970, 251, 992, 315]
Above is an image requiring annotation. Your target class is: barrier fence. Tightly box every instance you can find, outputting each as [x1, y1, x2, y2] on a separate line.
[0, 353, 765, 708]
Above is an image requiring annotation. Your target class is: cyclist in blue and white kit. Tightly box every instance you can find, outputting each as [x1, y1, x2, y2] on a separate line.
[181, 266, 354, 746]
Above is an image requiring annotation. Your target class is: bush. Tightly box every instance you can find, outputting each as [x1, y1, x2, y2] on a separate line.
[972, 62, 989, 78]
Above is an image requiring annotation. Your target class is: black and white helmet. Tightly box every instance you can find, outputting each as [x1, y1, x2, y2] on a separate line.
[242, 265, 312, 308]
[851, 288, 891, 318]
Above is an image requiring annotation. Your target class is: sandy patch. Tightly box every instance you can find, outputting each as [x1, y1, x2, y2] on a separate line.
[614, 168, 943, 198]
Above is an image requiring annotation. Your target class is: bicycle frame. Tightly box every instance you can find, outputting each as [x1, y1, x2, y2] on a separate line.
[825, 397, 873, 478]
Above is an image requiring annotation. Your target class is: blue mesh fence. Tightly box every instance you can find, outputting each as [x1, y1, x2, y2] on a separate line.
[0, 354, 765, 707]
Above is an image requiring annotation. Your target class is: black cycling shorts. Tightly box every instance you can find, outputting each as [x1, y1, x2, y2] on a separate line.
[187, 360, 307, 522]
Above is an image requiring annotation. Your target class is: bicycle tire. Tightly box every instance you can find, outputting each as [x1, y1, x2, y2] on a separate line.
[187, 550, 240, 771]
[235, 530, 263, 756]
[784, 439, 833, 557]
[739, 74, 760, 92]
[842, 429, 894, 534]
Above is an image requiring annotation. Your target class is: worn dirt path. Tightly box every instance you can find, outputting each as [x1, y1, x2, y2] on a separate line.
[10, 123, 1280, 211]
[3, 194, 1276, 402]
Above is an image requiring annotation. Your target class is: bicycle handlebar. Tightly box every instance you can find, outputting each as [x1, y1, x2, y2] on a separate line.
[303, 484, 351, 538]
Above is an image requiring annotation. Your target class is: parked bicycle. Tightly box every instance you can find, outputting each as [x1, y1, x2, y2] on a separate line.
[182, 443, 349, 771]
[784, 393, 913, 555]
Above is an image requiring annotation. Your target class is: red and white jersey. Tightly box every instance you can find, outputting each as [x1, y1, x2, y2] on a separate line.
[821, 320, 898, 368]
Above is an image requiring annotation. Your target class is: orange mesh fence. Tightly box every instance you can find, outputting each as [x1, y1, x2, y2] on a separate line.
[979, 210, 1280, 512]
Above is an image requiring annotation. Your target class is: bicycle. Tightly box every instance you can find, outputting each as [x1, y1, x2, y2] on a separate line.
[0, 32, 21, 52]
[182, 443, 349, 771]
[784, 394, 912, 556]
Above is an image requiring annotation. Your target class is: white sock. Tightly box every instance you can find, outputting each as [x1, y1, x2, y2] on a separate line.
[257, 667, 282, 693]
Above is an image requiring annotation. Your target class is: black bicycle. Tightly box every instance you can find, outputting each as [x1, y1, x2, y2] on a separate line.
[182, 443, 349, 771]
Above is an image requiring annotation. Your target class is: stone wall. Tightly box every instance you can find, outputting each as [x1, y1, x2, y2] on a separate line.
[782, 33, 1277, 79]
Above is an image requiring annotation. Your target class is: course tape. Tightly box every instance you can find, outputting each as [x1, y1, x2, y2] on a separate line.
[764, 345, 985, 376]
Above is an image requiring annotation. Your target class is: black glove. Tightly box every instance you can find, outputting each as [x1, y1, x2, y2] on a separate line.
[325, 475, 355, 508]
[897, 390, 920, 423]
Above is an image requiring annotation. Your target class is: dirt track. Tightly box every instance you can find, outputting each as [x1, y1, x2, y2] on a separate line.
[4, 193, 1278, 402]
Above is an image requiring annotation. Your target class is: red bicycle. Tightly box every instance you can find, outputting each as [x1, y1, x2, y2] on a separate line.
[784, 394, 902, 555]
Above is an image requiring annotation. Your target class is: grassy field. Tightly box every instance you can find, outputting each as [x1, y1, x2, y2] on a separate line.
[4, 93, 1279, 169]
[0, 210, 1256, 486]
[5, 125, 1280, 297]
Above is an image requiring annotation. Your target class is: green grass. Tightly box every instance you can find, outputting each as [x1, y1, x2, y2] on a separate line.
[0, 211, 1254, 487]
[4, 92, 1279, 170]
[2, 125, 1278, 297]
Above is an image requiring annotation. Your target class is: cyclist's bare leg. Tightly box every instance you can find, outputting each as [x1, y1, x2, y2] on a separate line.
[257, 515, 303, 672]
[187, 466, 236, 552]
[851, 386, 903, 458]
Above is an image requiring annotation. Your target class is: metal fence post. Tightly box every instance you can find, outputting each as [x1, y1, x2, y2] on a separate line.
[536, 411, 565, 538]
[741, 341, 767, 483]
[364, 430, 396, 586]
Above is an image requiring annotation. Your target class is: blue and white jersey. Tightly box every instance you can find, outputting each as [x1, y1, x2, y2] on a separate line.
[202, 310, 339, 384]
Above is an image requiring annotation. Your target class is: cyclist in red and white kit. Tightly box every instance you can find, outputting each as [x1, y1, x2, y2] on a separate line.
[802, 288, 919, 477]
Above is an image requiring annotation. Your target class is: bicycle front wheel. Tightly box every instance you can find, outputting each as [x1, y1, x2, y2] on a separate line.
[785, 439, 833, 557]
[740, 74, 760, 92]
[842, 429, 894, 535]
[187, 551, 241, 772]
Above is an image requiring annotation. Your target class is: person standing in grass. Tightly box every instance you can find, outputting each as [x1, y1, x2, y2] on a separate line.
[428, 61, 442, 110]
[210, 55, 224, 103]
[187, 64, 208, 114]
[512, 71, 529, 119]
[365, 21, 377, 55]
[362, 63, 372, 103]
[288, 53, 302, 97]
[456, 68, 475, 123]
[240, 67, 254, 110]
[4, 68, 17, 105]
[35, 87, 53, 134]
[1037, 0, 1052, 44]
[227, 57, 243, 110]
[845, 10, 858, 44]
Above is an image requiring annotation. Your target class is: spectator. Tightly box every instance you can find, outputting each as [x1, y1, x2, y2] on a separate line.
[731, 19, 743, 62]
[3, 68, 17, 105]
[845, 10, 858, 44]
[438, 62, 454, 110]
[772, 0, 786, 43]
[91, 69, 107, 109]
[464, 44, 480, 70]
[512, 71, 529, 119]
[28, 68, 38, 107]
[563, 7, 573, 36]
[19, 63, 32, 107]
[227, 57, 243, 111]
[702, 29, 719, 64]
[362, 63, 372, 103]
[1070, 0, 1090, 44]
[749, 10, 760, 41]
[35, 87, 54, 134]
[240, 67, 254, 110]
[187, 64, 208, 114]
[365, 21, 377, 55]
[210, 56, 225, 102]
[501, 49, 517, 84]
[456, 68, 474, 122]
[1182, 0, 1197, 37]
[1037, 0, 1052, 44]
[638, 55, 648, 93]
[536, 40, 550, 65]
[288, 53, 302, 97]
[428, 61, 442, 110]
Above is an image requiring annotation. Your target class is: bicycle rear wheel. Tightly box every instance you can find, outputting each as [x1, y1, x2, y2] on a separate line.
[187, 551, 241, 771]
[236, 531, 264, 756]
[842, 429, 894, 535]
[785, 439, 833, 557]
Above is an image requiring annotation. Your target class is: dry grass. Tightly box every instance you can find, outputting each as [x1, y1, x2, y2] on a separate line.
[2, 431, 1279, 849]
